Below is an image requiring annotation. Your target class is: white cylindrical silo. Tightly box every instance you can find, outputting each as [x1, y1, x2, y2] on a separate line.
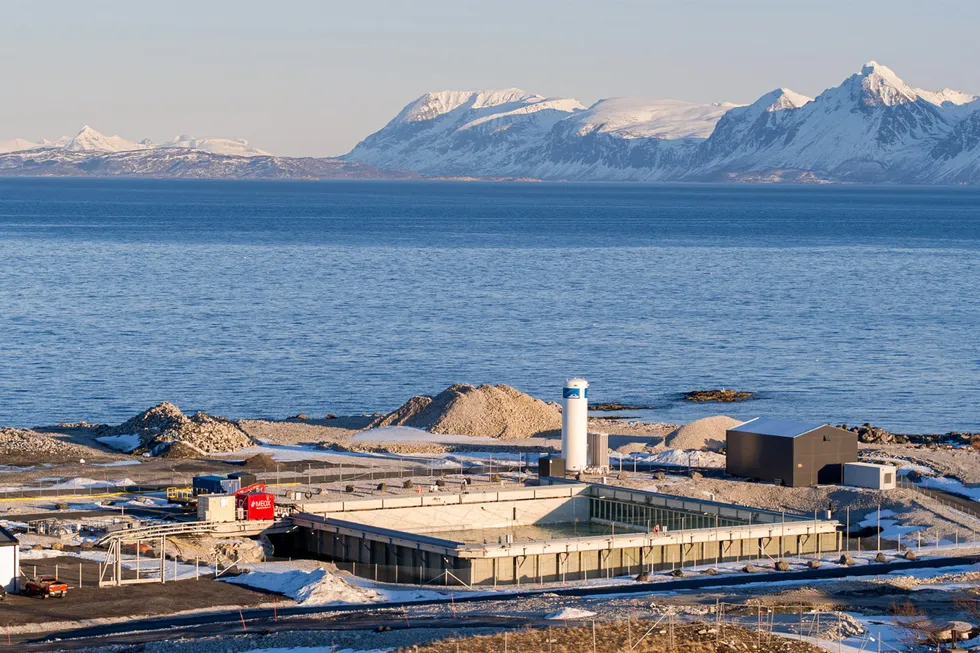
[561, 378, 589, 471]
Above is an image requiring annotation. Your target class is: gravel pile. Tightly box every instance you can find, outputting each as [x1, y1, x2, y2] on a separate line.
[665, 415, 742, 452]
[0, 427, 91, 459]
[371, 384, 561, 439]
[97, 402, 255, 454]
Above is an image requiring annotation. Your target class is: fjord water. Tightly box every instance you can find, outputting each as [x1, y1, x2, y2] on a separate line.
[1, 178, 977, 432]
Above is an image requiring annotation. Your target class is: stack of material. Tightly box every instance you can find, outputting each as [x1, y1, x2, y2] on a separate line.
[371, 383, 561, 439]
[664, 416, 742, 452]
[96, 402, 254, 454]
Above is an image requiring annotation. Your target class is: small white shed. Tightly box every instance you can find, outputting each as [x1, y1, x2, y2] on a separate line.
[843, 462, 897, 490]
[197, 494, 237, 523]
[0, 525, 20, 592]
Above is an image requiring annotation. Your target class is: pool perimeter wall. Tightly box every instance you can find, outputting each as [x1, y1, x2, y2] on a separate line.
[284, 484, 841, 586]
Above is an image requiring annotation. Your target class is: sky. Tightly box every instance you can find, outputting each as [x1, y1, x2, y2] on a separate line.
[3, 0, 979, 157]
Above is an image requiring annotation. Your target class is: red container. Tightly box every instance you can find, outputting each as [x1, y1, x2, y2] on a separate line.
[240, 492, 275, 520]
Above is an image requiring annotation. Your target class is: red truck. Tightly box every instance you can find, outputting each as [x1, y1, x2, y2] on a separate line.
[25, 575, 68, 599]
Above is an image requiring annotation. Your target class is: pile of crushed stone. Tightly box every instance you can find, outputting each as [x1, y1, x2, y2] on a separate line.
[665, 415, 742, 452]
[96, 402, 254, 455]
[370, 384, 561, 439]
[0, 427, 93, 460]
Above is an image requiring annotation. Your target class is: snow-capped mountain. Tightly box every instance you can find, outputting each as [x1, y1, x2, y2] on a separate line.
[0, 124, 368, 180]
[0, 126, 409, 180]
[156, 135, 269, 157]
[1, 125, 270, 157]
[345, 62, 980, 184]
[347, 89, 586, 176]
[64, 125, 148, 153]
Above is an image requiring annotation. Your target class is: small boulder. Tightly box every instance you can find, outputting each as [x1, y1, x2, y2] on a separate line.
[345, 485, 355, 494]
[807, 560, 822, 569]
[702, 568, 719, 575]
[874, 552, 888, 563]
[669, 569, 685, 578]
[635, 571, 653, 582]
[774, 560, 790, 572]
[904, 550, 917, 561]
[402, 479, 414, 489]
[838, 555, 856, 566]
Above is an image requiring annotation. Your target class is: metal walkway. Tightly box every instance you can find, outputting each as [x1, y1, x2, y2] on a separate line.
[97, 519, 279, 587]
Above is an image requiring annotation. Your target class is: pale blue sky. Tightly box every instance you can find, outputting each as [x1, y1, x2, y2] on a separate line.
[3, 1, 977, 157]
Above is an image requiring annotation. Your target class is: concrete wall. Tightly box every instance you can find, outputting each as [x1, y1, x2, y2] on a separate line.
[321, 495, 590, 535]
[285, 519, 840, 587]
[458, 530, 840, 586]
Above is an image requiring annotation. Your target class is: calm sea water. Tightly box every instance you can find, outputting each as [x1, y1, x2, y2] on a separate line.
[0, 178, 978, 433]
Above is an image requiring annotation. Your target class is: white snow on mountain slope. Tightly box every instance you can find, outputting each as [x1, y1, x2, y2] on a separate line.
[2, 126, 270, 157]
[64, 125, 149, 152]
[346, 88, 586, 175]
[838, 61, 919, 107]
[396, 88, 550, 123]
[346, 63, 980, 182]
[0, 138, 47, 154]
[691, 88, 812, 171]
[562, 98, 741, 140]
[690, 62, 965, 182]
[929, 107, 980, 183]
[157, 135, 270, 157]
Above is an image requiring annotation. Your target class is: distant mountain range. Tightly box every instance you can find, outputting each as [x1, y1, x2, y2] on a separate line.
[3, 62, 979, 184]
[345, 62, 980, 185]
[0, 125, 414, 180]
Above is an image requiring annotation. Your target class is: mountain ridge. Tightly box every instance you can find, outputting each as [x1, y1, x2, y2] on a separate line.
[345, 61, 980, 185]
[2, 62, 979, 184]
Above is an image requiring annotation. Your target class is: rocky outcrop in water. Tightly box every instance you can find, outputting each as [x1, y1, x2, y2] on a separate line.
[683, 389, 754, 403]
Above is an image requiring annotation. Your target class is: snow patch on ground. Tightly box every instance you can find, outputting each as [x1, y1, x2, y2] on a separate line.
[547, 607, 597, 620]
[918, 476, 980, 501]
[352, 426, 497, 444]
[96, 433, 142, 453]
[631, 450, 726, 469]
[222, 565, 381, 605]
[865, 457, 935, 476]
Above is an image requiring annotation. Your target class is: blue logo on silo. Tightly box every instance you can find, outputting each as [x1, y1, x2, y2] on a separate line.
[563, 387, 588, 398]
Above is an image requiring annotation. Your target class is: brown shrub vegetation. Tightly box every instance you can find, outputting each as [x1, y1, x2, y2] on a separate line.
[395, 622, 827, 653]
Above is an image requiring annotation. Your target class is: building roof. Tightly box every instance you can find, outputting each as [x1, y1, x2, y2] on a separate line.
[844, 462, 896, 470]
[0, 525, 18, 546]
[730, 417, 826, 438]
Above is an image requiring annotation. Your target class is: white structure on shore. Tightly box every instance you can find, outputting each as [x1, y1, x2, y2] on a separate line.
[1, 525, 20, 593]
[561, 378, 589, 471]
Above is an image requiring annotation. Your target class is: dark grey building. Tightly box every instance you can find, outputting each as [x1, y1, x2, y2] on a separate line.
[726, 417, 858, 487]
